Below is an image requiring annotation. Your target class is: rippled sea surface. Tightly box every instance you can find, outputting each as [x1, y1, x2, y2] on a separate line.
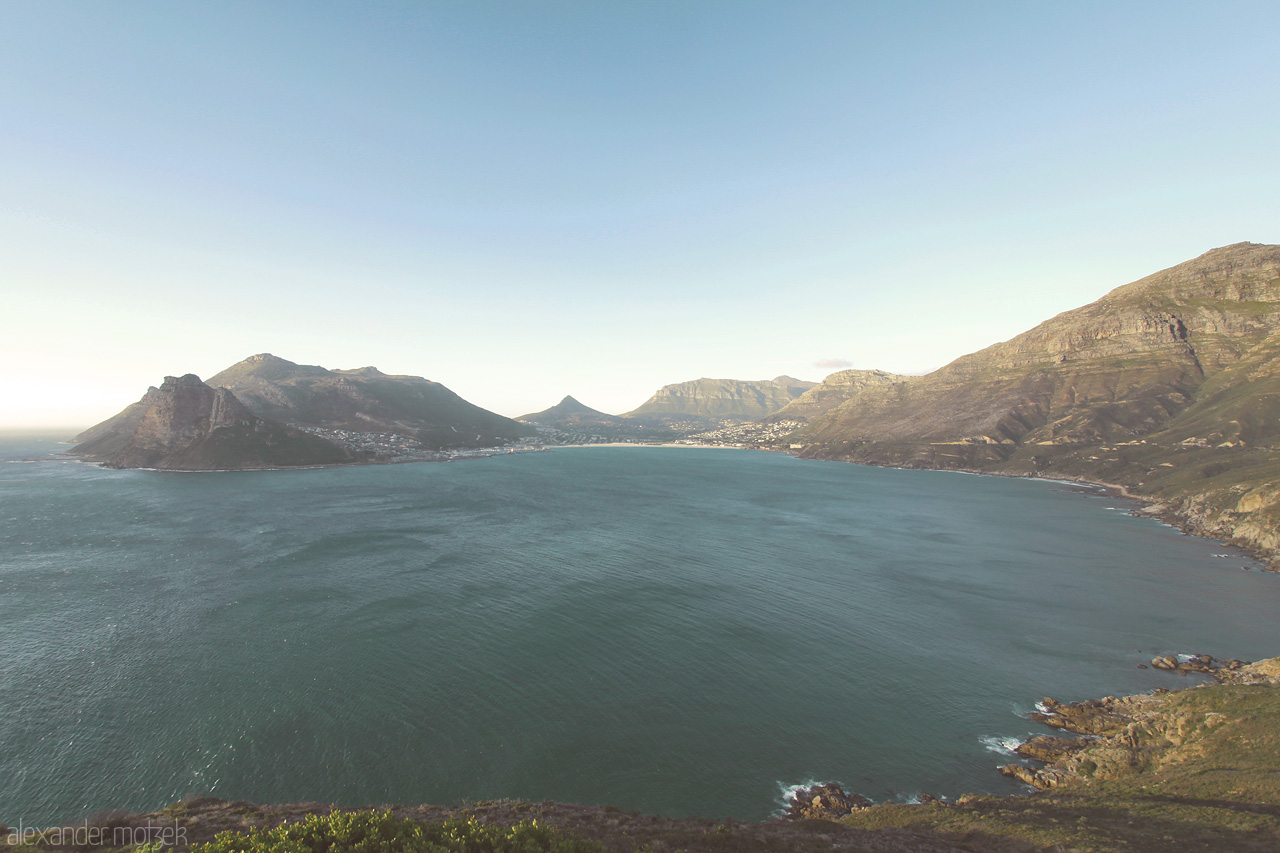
[2, 435, 1277, 824]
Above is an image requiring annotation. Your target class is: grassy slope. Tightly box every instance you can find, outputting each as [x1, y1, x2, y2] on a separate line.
[837, 683, 1280, 852]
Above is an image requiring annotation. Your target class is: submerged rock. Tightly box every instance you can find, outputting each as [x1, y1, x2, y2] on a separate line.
[1150, 653, 1253, 679]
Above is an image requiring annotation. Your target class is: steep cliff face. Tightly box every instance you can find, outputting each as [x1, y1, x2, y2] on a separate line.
[795, 242, 1280, 564]
[71, 374, 355, 470]
[626, 376, 817, 419]
[767, 369, 907, 422]
[208, 354, 531, 449]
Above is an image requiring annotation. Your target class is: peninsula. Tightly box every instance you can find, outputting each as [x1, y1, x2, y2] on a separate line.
[70, 356, 533, 470]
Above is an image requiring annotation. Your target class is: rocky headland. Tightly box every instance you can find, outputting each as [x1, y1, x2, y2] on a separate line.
[71, 354, 539, 470]
[997, 655, 1280, 790]
[69, 374, 357, 470]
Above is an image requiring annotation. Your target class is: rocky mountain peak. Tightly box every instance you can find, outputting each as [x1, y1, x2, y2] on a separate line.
[160, 373, 208, 390]
[71, 373, 353, 470]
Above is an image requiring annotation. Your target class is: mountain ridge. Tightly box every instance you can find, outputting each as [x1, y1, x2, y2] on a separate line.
[208, 353, 531, 449]
[790, 241, 1280, 565]
[626, 375, 817, 419]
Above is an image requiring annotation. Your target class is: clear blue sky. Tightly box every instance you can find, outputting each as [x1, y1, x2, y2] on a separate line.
[3, 1, 1278, 428]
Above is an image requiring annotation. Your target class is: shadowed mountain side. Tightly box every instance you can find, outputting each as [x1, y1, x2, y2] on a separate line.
[626, 375, 817, 419]
[208, 354, 531, 449]
[71, 374, 355, 470]
[792, 242, 1280, 564]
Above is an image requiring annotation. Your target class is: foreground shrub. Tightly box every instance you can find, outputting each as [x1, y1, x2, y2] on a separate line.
[192, 810, 606, 853]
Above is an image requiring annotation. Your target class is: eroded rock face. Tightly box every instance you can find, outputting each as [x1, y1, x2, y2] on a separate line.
[72, 374, 355, 470]
[783, 783, 872, 820]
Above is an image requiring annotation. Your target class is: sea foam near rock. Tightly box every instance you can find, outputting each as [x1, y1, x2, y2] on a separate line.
[980, 735, 1024, 756]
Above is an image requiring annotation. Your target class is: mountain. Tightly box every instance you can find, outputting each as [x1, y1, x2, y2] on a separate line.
[767, 369, 907, 421]
[626, 376, 817, 419]
[518, 396, 626, 428]
[207, 354, 531, 449]
[793, 242, 1280, 564]
[71, 374, 355, 470]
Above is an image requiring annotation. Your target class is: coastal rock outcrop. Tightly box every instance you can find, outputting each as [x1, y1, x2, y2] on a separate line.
[71, 374, 355, 470]
[1148, 652, 1249, 677]
[783, 783, 872, 820]
[998, 654, 1280, 791]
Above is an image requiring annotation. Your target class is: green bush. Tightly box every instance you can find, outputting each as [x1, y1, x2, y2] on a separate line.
[192, 811, 605, 853]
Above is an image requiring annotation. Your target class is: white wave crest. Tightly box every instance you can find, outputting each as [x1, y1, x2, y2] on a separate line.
[979, 735, 1023, 756]
[777, 779, 822, 804]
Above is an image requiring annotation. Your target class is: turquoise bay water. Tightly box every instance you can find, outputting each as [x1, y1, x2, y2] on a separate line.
[1, 437, 1277, 824]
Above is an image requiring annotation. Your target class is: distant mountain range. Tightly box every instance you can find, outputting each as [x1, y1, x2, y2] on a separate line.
[518, 378, 822, 432]
[790, 242, 1280, 565]
[65, 244, 1280, 566]
[766, 369, 906, 422]
[208, 354, 529, 448]
[72, 354, 531, 470]
[624, 376, 816, 419]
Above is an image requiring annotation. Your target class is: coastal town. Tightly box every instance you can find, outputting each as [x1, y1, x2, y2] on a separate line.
[299, 418, 810, 460]
[296, 426, 546, 462]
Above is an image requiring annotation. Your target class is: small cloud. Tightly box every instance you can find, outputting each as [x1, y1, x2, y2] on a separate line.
[813, 358, 853, 369]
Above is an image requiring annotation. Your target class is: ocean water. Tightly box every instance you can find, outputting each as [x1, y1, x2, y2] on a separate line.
[1, 435, 1276, 825]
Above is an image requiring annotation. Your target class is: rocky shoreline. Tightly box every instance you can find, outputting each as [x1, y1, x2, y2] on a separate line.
[991, 655, 1280, 791]
[821, 456, 1280, 572]
[6, 656, 1279, 852]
